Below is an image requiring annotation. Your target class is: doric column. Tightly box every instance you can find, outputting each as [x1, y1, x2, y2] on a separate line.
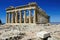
[19, 11, 22, 23]
[7, 13, 9, 23]
[10, 12, 12, 23]
[24, 10, 26, 23]
[8, 13, 10, 23]
[29, 9, 31, 23]
[15, 11, 18, 23]
[12, 13, 14, 23]
[33, 9, 36, 23]
[6, 13, 8, 23]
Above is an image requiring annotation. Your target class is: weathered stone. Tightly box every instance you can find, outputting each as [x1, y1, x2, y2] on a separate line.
[36, 31, 50, 38]
[0, 24, 60, 40]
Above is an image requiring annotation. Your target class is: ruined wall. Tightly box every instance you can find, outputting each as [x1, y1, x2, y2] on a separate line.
[37, 12, 49, 24]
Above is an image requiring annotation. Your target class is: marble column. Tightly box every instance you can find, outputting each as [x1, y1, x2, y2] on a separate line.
[6, 13, 8, 23]
[24, 10, 26, 23]
[29, 9, 31, 23]
[12, 13, 14, 23]
[33, 9, 36, 23]
[19, 11, 22, 23]
[15, 11, 18, 23]
[8, 13, 10, 23]
[10, 12, 12, 23]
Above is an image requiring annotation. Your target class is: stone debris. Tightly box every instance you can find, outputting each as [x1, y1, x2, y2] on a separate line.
[36, 31, 50, 38]
[0, 24, 60, 40]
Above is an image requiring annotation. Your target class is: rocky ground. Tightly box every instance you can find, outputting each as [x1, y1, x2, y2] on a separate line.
[0, 24, 60, 40]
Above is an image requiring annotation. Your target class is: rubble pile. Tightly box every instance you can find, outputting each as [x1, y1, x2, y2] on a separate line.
[0, 24, 60, 40]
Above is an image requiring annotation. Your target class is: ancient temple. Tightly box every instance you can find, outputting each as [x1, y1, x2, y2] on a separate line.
[6, 2, 50, 24]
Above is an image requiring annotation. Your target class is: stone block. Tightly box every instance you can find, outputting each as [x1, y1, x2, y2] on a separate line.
[36, 31, 50, 38]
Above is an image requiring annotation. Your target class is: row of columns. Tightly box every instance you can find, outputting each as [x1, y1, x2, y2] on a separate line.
[6, 9, 36, 24]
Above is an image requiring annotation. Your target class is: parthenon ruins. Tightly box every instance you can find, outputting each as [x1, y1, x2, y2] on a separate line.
[6, 2, 50, 24]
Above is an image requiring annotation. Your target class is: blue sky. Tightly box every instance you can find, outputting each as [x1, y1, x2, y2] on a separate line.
[0, 0, 60, 23]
